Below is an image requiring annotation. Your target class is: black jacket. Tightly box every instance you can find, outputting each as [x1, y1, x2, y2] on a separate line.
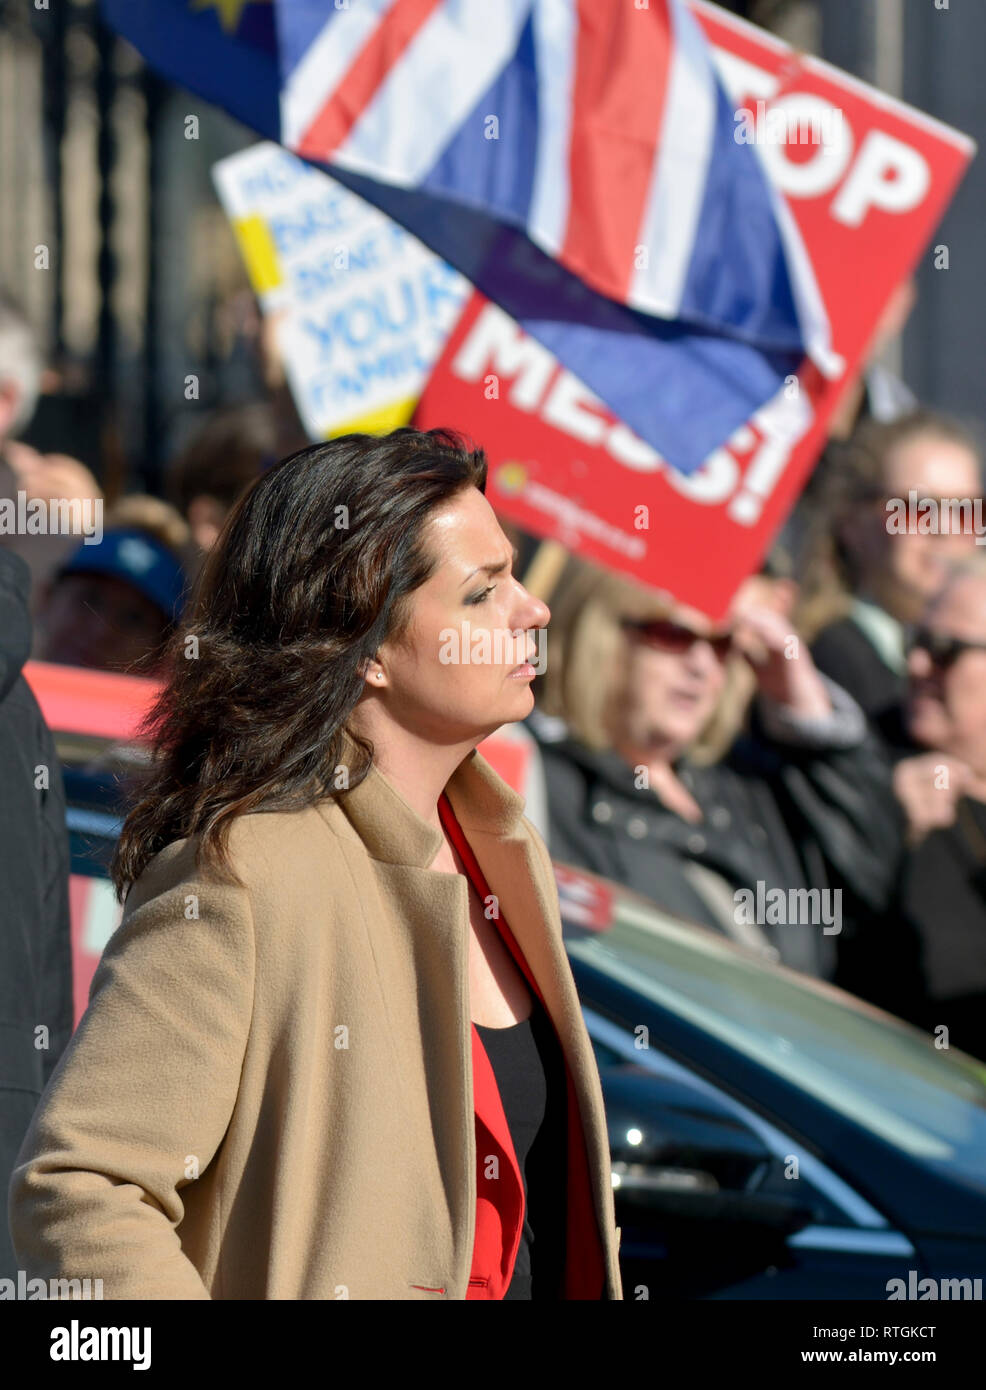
[811, 618, 923, 762]
[868, 797, 986, 1061]
[526, 685, 905, 985]
[0, 548, 74, 1279]
[811, 615, 905, 720]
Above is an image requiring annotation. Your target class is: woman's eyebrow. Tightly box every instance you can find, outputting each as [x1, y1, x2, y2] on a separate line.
[460, 543, 520, 587]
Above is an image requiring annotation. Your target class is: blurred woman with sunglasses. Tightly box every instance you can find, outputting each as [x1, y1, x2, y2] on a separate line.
[525, 561, 903, 986]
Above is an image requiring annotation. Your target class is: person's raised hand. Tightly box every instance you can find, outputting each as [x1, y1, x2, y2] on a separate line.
[893, 752, 970, 845]
[728, 583, 831, 718]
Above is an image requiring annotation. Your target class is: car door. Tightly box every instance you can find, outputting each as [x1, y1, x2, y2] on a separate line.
[582, 1006, 919, 1300]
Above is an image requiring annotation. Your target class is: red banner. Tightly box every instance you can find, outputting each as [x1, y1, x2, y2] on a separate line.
[414, 1, 975, 620]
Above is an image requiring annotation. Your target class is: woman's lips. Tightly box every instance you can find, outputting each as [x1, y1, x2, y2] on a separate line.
[667, 688, 703, 707]
[508, 661, 537, 678]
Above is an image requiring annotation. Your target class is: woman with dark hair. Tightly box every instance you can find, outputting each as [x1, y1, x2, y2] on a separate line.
[9, 426, 622, 1301]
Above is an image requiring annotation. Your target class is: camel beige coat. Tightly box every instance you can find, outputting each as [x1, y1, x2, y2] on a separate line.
[8, 727, 623, 1299]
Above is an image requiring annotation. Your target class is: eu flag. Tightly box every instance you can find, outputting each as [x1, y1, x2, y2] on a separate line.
[100, 0, 281, 140]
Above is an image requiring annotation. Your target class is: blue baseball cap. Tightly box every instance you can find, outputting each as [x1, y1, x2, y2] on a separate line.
[56, 528, 188, 623]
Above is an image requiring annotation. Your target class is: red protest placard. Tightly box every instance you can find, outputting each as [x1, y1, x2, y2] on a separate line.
[413, 0, 975, 621]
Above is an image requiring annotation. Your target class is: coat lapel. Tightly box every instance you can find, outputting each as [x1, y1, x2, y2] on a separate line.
[316, 725, 612, 1297]
[324, 725, 591, 1109]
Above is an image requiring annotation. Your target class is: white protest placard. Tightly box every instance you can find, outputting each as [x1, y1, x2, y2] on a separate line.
[212, 142, 471, 438]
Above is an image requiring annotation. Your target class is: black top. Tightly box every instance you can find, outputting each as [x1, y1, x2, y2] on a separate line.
[475, 995, 569, 1299]
[894, 796, 986, 1054]
[811, 615, 907, 722]
[834, 796, 986, 1051]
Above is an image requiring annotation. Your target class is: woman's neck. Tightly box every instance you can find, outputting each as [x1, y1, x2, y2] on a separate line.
[611, 738, 703, 823]
[347, 708, 481, 835]
[611, 733, 681, 774]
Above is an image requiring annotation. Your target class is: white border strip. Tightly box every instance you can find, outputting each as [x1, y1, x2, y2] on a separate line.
[629, 0, 717, 316]
[335, 0, 535, 184]
[280, 0, 400, 152]
[527, 0, 578, 257]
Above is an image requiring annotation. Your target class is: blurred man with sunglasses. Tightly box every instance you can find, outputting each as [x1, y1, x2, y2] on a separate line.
[893, 560, 986, 841]
[856, 553, 986, 1058]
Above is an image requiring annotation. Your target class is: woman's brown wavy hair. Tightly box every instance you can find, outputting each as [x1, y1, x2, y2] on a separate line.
[110, 426, 487, 903]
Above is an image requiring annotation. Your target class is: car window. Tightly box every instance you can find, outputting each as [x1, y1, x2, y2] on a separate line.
[565, 889, 986, 1190]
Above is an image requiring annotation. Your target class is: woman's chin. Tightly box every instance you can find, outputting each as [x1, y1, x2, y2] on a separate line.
[657, 711, 704, 749]
[508, 680, 537, 707]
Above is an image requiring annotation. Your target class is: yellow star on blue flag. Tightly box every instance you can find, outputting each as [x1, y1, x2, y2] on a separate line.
[100, 0, 280, 138]
[189, 0, 270, 37]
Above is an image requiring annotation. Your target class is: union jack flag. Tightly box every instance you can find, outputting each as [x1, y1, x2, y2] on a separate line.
[101, 0, 839, 471]
[273, 0, 838, 472]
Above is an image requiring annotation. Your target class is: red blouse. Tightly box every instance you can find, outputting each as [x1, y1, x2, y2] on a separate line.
[437, 791, 607, 1300]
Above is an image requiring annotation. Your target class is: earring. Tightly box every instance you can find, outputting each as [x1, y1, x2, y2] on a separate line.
[376, 672, 383, 681]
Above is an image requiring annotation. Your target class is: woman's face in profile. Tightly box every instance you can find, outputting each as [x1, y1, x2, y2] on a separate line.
[370, 487, 551, 743]
[611, 603, 730, 757]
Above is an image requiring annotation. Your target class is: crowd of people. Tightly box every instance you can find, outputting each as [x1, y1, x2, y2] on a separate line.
[2, 275, 985, 1069]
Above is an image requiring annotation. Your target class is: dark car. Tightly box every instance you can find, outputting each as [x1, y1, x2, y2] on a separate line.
[562, 875, 986, 1300]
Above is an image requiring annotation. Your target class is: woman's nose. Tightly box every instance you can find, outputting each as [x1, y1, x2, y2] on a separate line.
[908, 646, 931, 679]
[515, 587, 550, 629]
[684, 638, 719, 676]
